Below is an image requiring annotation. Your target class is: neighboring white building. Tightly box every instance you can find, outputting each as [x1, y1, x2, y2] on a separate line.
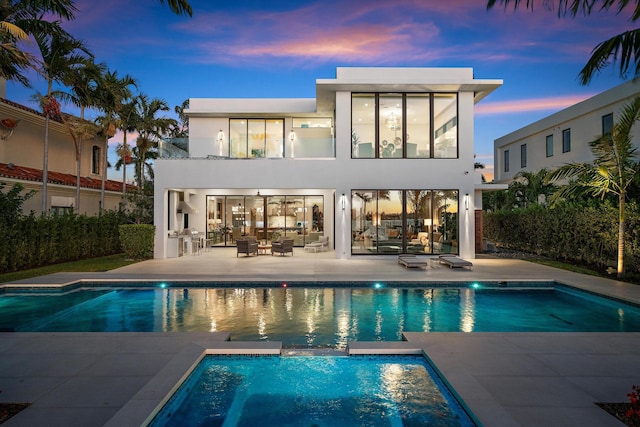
[494, 79, 640, 184]
[153, 67, 502, 259]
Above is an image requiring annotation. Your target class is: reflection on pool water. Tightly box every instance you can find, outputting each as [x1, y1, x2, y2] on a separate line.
[149, 355, 477, 427]
[2, 283, 640, 348]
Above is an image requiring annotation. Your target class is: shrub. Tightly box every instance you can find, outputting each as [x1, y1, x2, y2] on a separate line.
[484, 200, 640, 273]
[118, 224, 155, 260]
[0, 210, 125, 274]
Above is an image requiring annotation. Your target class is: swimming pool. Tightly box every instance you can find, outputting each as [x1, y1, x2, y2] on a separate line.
[2, 282, 640, 348]
[148, 355, 477, 427]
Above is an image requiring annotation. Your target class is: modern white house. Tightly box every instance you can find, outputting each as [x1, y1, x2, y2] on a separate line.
[153, 67, 502, 259]
[494, 79, 640, 184]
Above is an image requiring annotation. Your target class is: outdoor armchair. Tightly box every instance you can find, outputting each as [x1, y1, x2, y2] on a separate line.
[237, 236, 258, 257]
[271, 238, 294, 256]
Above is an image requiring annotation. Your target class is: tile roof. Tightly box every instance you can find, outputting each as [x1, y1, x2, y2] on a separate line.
[0, 97, 65, 124]
[0, 162, 137, 192]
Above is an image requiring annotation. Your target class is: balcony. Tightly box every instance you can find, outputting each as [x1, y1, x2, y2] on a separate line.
[159, 136, 335, 159]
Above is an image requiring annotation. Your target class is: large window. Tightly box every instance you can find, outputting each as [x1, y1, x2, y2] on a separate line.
[433, 94, 457, 158]
[206, 194, 323, 247]
[379, 94, 403, 158]
[602, 113, 613, 136]
[546, 135, 553, 157]
[291, 117, 334, 157]
[406, 94, 430, 158]
[352, 94, 375, 158]
[352, 93, 456, 159]
[351, 189, 459, 255]
[229, 119, 284, 158]
[520, 144, 527, 168]
[504, 149, 510, 172]
[91, 145, 100, 174]
[562, 128, 571, 153]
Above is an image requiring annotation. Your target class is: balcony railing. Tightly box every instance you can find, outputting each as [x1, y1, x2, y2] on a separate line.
[159, 138, 189, 158]
[159, 136, 335, 159]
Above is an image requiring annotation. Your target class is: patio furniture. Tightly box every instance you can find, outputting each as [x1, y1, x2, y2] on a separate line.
[237, 236, 258, 257]
[271, 238, 294, 256]
[398, 255, 428, 269]
[438, 255, 473, 270]
[304, 235, 330, 252]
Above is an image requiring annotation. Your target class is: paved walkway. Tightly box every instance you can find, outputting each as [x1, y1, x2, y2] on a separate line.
[1, 250, 640, 426]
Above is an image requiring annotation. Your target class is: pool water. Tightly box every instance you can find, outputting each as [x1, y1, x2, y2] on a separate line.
[148, 355, 476, 427]
[2, 284, 640, 348]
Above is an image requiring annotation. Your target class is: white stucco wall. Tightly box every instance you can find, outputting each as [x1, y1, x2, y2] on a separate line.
[494, 80, 640, 183]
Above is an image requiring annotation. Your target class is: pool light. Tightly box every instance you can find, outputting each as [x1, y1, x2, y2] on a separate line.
[159, 283, 167, 288]
[471, 282, 480, 289]
[282, 283, 287, 288]
[374, 282, 383, 289]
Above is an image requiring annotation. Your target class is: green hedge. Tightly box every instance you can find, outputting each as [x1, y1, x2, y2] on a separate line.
[0, 211, 125, 273]
[118, 224, 155, 260]
[484, 201, 640, 273]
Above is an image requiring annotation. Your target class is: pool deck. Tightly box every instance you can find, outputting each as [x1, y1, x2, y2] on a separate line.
[1, 250, 640, 426]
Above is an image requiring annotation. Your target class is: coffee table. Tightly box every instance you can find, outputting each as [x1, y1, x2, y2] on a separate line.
[258, 244, 272, 255]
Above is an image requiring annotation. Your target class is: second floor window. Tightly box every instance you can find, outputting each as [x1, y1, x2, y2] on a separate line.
[352, 92, 457, 159]
[504, 149, 510, 172]
[229, 119, 284, 158]
[602, 113, 613, 136]
[546, 135, 553, 157]
[520, 144, 527, 168]
[562, 129, 571, 153]
[92, 145, 101, 174]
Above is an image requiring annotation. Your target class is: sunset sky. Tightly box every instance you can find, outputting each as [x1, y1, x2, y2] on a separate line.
[5, 0, 636, 181]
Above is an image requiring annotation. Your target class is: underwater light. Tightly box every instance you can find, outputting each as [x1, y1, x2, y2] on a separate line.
[374, 283, 383, 289]
[471, 283, 480, 289]
[282, 283, 287, 288]
[159, 283, 167, 288]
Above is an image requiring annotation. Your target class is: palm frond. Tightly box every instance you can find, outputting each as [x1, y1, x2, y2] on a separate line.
[0, 21, 27, 40]
[579, 28, 640, 85]
[600, 0, 640, 21]
[157, 0, 192, 16]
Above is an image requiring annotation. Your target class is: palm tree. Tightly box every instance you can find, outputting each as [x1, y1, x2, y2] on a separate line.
[1, 2, 29, 85]
[168, 98, 189, 138]
[0, 0, 78, 86]
[58, 59, 104, 212]
[407, 190, 430, 233]
[32, 31, 91, 213]
[115, 97, 140, 197]
[487, 0, 640, 84]
[94, 69, 136, 212]
[133, 94, 177, 191]
[353, 191, 372, 231]
[546, 96, 640, 278]
[509, 168, 556, 208]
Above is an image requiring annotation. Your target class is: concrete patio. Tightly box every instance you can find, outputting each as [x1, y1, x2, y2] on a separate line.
[1, 250, 639, 426]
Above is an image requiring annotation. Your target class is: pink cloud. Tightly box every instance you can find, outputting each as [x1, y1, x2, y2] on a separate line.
[476, 94, 595, 115]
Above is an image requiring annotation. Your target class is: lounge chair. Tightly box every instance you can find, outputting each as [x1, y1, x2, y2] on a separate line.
[304, 235, 330, 252]
[271, 238, 294, 256]
[398, 255, 428, 269]
[438, 255, 473, 270]
[236, 236, 258, 257]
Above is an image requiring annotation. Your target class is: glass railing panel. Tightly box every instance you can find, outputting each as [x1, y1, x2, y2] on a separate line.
[158, 138, 189, 158]
[160, 137, 335, 159]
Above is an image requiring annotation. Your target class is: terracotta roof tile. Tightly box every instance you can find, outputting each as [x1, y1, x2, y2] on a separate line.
[0, 98, 65, 124]
[0, 162, 137, 192]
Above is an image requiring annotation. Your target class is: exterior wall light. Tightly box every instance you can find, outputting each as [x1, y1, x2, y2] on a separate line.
[464, 193, 470, 211]
[289, 130, 296, 158]
[216, 130, 225, 156]
[341, 193, 345, 210]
